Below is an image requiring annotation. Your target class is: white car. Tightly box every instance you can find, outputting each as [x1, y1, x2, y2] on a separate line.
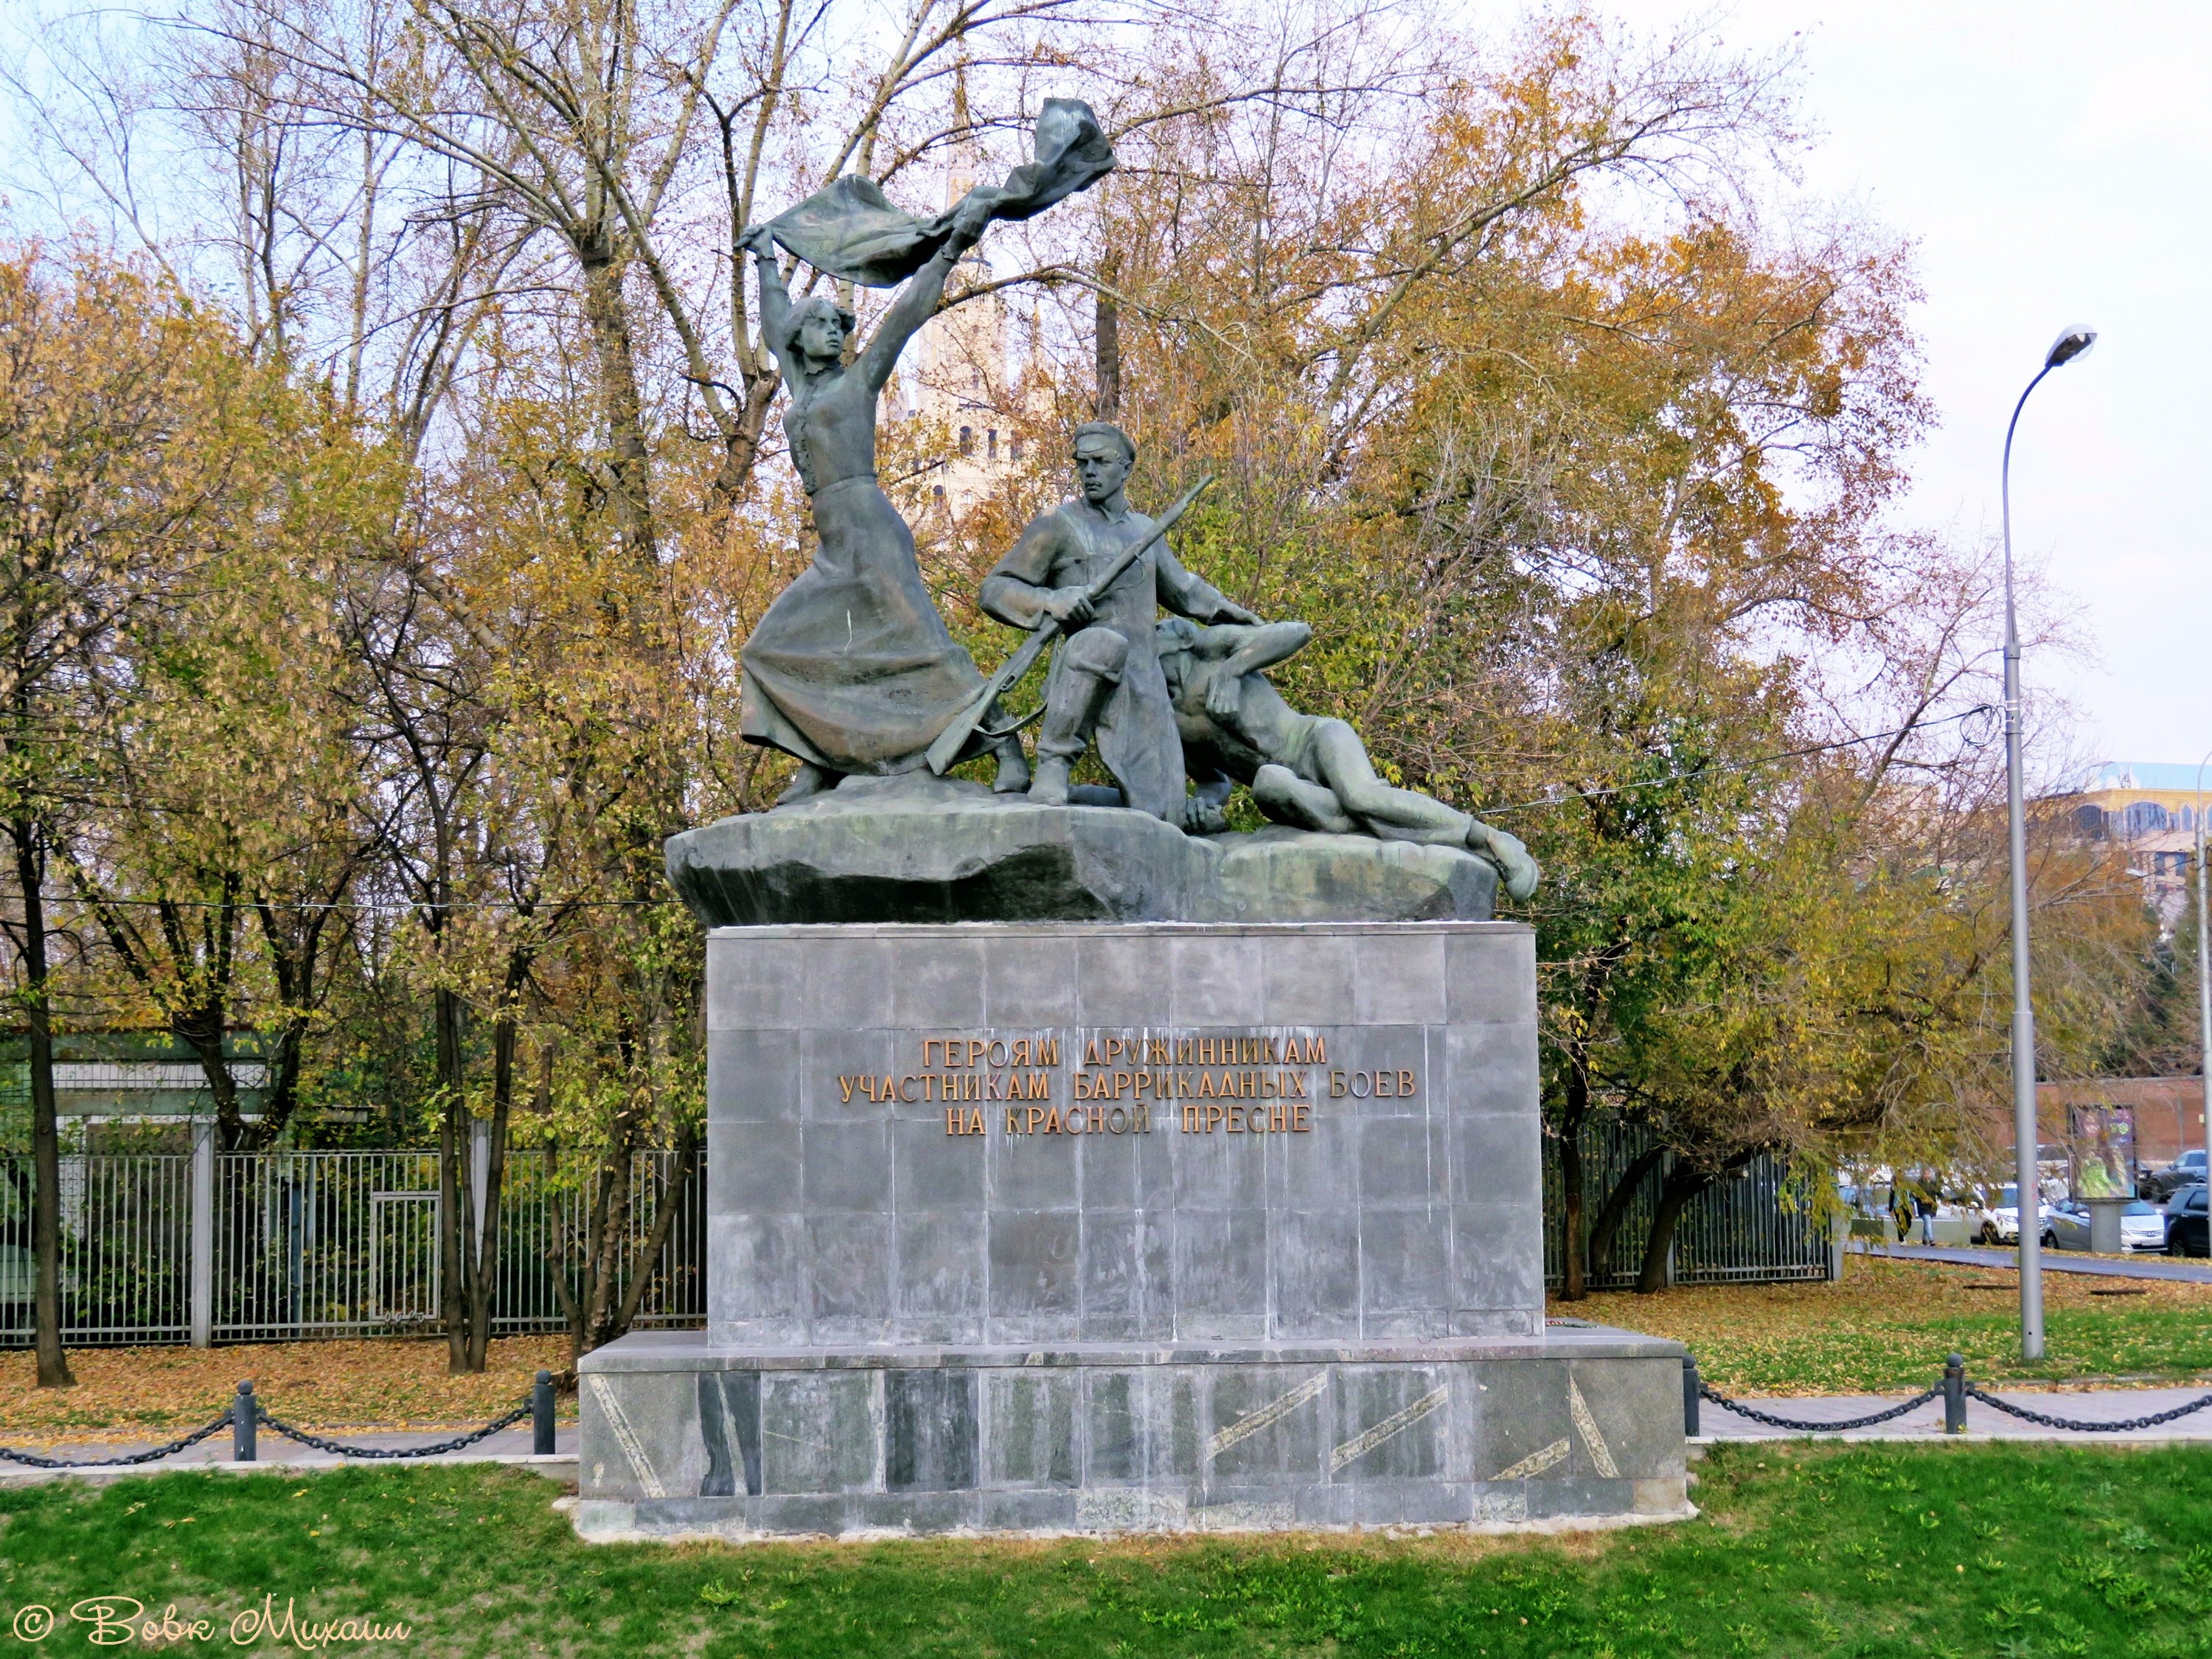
[1972, 1185, 2055, 1245]
[2045, 1198, 2168, 1253]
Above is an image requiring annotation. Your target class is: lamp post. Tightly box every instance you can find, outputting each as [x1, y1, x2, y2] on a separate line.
[2000, 323, 2095, 1361]
[2196, 751, 2212, 1239]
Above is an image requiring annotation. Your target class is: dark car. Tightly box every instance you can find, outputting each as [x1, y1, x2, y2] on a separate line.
[2144, 1150, 2208, 1203]
[2165, 1185, 2208, 1257]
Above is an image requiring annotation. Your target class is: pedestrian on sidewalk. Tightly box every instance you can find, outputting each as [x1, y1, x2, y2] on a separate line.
[1913, 1186, 1938, 1246]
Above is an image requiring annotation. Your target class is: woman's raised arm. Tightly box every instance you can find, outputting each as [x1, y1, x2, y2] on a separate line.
[746, 229, 800, 393]
[857, 198, 992, 394]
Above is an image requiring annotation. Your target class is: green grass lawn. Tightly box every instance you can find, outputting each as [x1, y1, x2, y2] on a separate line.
[1567, 1256, 2212, 1394]
[3, 1444, 2208, 1655]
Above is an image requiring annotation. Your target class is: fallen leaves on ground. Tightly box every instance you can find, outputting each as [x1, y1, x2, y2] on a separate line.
[13, 1258, 2202, 1439]
[1559, 1257, 2212, 1395]
[0, 1334, 577, 1439]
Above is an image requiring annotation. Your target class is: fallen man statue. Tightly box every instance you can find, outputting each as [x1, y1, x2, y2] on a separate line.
[1158, 616, 1540, 901]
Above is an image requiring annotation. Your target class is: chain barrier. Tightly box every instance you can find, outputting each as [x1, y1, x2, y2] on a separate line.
[0, 1412, 236, 1470]
[1, 1385, 546, 1470]
[1963, 1385, 2212, 1434]
[1697, 1358, 2212, 1438]
[1698, 1383, 1943, 1433]
[255, 1404, 533, 1461]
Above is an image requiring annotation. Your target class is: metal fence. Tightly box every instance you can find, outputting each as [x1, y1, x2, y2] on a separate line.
[1543, 1119, 1834, 1290]
[2, 1120, 1828, 1345]
[0, 1144, 704, 1348]
[0, 1153, 193, 1343]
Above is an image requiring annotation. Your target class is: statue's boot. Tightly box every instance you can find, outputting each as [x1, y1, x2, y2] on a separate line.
[991, 735, 1030, 794]
[1027, 667, 1108, 807]
[775, 761, 839, 807]
[1029, 753, 1074, 806]
[1470, 820, 1540, 902]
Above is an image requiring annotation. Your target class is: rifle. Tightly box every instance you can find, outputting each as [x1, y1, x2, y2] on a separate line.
[925, 475, 1215, 776]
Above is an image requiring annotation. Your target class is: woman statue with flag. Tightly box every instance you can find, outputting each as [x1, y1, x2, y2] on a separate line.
[737, 100, 1113, 803]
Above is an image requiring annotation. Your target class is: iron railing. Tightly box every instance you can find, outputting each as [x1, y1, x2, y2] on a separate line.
[0, 1152, 192, 1342]
[1543, 1119, 1833, 1290]
[0, 1147, 703, 1348]
[4, 1121, 1826, 1342]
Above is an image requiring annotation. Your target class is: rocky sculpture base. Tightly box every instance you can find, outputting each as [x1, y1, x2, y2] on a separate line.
[665, 773, 1498, 926]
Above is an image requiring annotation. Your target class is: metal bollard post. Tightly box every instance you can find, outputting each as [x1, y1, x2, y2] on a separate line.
[532, 1370, 557, 1457]
[234, 1380, 258, 1463]
[1944, 1353, 1967, 1435]
[1682, 1353, 1702, 1439]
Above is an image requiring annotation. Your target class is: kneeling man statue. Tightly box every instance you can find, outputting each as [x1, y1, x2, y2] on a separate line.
[1158, 616, 1540, 901]
[980, 424, 1260, 818]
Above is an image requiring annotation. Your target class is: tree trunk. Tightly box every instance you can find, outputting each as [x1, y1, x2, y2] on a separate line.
[171, 1000, 246, 1150]
[254, 1021, 305, 1152]
[549, 1120, 701, 1365]
[462, 954, 529, 1373]
[1093, 272, 1121, 420]
[13, 821, 74, 1388]
[712, 369, 783, 505]
[249, 900, 330, 1151]
[581, 1133, 636, 1357]
[1587, 1144, 1669, 1285]
[605, 1123, 700, 1345]
[1635, 1150, 1759, 1294]
[577, 240, 658, 569]
[551, 1127, 701, 1365]
[71, 887, 251, 1147]
[434, 982, 470, 1374]
[550, 1144, 621, 1367]
[1556, 1057, 1590, 1300]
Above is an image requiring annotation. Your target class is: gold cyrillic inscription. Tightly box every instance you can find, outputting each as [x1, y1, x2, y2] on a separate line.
[824, 1029, 1401, 1138]
[1328, 1069, 1420, 1100]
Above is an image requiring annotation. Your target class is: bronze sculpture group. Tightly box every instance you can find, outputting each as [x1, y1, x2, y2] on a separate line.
[735, 100, 1537, 903]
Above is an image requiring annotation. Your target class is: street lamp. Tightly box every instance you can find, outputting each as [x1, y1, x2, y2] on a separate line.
[2196, 750, 2212, 1244]
[2000, 323, 2095, 1361]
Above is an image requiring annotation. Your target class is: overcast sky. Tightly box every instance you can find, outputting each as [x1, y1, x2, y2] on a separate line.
[1590, 0, 2211, 772]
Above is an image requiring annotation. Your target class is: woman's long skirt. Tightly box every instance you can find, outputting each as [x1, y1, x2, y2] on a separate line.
[739, 475, 983, 773]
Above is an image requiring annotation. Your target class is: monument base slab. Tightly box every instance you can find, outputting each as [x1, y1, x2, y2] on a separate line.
[574, 1326, 1688, 1541]
[581, 918, 1683, 1540]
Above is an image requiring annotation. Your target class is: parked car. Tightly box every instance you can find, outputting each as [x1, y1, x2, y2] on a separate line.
[2045, 1198, 2168, 1253]
[2166, 1186, 2208, 1257]
[2143, 1150, 2208, 1203]
[1972, 1184, 2055, 1245]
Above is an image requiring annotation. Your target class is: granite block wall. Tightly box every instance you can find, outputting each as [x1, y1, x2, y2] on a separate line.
[574, 1332, 1689, 1540]
[580, 920, 1689, 1540]
[703, 922, 1543, 1349]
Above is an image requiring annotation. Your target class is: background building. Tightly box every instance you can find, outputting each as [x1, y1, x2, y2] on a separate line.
[2046, 761, 2205, 928]
[880, 154, 1030, 521]
[0, 1031, 271, 1145]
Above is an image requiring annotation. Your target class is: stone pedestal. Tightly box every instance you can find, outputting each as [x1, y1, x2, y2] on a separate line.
[577, 921, 1687, 1540]
[2084, 1194, 2130, 1255]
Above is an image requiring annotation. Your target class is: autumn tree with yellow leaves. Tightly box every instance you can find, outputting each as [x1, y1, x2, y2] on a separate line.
[1046, 13, 2162, 1292]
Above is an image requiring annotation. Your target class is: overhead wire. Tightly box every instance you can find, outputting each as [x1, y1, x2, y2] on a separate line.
[1475, 704, 1997, 819]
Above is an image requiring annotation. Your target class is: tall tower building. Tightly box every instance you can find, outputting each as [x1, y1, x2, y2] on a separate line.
[884, 114, 1028, 519]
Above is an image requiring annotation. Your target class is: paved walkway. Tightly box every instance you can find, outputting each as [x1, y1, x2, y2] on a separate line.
[1700, 1384, 2212, 1443]
[1853, 1241, 2212, 1284]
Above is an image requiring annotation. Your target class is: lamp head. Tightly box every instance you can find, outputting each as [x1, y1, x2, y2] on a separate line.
[2045, 325, 2096, 369]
